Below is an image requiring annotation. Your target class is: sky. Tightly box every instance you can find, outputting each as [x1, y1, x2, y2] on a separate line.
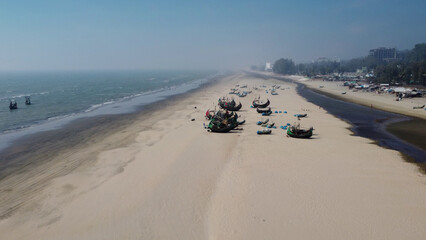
[0, 0, 425, 71]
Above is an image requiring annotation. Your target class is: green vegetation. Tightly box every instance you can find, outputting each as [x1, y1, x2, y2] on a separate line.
[273, 43, 426, 85]
[272, 58, 296, 75]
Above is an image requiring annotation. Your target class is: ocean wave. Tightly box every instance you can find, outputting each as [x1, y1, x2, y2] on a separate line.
[0, 72, 218, 139]
[0, 91, 49, 101]
[84, 101, 114, 113]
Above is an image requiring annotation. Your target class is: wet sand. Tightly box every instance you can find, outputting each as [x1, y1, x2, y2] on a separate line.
[282, 74, 426, 152]
[0, 72, 425, 239]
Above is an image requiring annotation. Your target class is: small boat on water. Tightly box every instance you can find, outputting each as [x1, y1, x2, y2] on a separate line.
[25, 96, 31, 105]
[287, 125, 313, 138]
[9, 100, 18, 110]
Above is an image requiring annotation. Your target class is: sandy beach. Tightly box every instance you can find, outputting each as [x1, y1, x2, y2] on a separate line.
[0, 72, 425, 239]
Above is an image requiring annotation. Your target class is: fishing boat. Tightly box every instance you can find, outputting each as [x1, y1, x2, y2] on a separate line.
[252, 98, 270, 108]
[256, 107, 271, 113]
[256, 118, 269, 125]
[223, 102, 242, 111]
[219, 98, 242, 111]
[208, 121, 236, 133]
[9, 100, 18, 110]
[287, 125, 313, 138]
[257, 129, 272, 135]
[25, 96, 31, 105]
[262, 111, 272, 116]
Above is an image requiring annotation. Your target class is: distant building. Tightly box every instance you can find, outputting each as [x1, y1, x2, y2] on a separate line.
[265, 62, 273, 71]
[368, 47, 397, 62]
[356, 67, 368, 74]
[315, 57, 340, 63]
[315, 57, 329, 63]
[331, 56, 341, 63]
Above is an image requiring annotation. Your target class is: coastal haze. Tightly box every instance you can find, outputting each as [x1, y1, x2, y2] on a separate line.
[1, 0, 426, 70]
[1, 1, 426, 240]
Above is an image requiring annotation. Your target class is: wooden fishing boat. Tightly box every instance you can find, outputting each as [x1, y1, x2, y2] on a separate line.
[257, 129, 272, 135]
[287, 125, 313, 138]
[294, 113, 307, 118]
[25, 96, 31, 105]
[256, 107, 271, 113]
[252, 99, 270, 108]
[9, 100, 18, 110]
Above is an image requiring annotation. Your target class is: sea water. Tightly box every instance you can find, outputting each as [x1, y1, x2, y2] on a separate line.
[0, 70, 218, 150]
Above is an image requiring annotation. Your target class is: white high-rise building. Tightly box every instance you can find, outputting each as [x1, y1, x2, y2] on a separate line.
[265, 62, 272, 71]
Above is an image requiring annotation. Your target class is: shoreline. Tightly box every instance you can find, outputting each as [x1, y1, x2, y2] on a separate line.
[1, 72, 425, 239]
[0, 73, 227, 219]
[293, 76, 426, 153]
[0, 71, 221, 153]
[255, 72, 426, 150]
[247, 71, 425, 172]
[0, 73, 225, 175]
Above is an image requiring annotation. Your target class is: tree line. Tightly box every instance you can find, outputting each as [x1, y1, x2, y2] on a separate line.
[272, 43, 426, 85]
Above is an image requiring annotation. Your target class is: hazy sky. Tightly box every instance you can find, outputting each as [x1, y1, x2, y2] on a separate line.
[0, 0, 425, 70]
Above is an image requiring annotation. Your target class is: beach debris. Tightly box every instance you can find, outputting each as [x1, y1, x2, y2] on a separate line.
[413, 105, 425, 109]
[191, 118, 195, 121]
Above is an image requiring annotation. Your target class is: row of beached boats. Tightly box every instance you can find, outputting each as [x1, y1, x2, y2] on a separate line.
[205, 97, 245, 133]
[252, 97, 313, 138]
[204, 87, 314, 138]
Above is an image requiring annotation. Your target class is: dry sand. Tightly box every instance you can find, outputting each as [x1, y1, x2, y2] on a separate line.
[0, 72, 425, 239]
